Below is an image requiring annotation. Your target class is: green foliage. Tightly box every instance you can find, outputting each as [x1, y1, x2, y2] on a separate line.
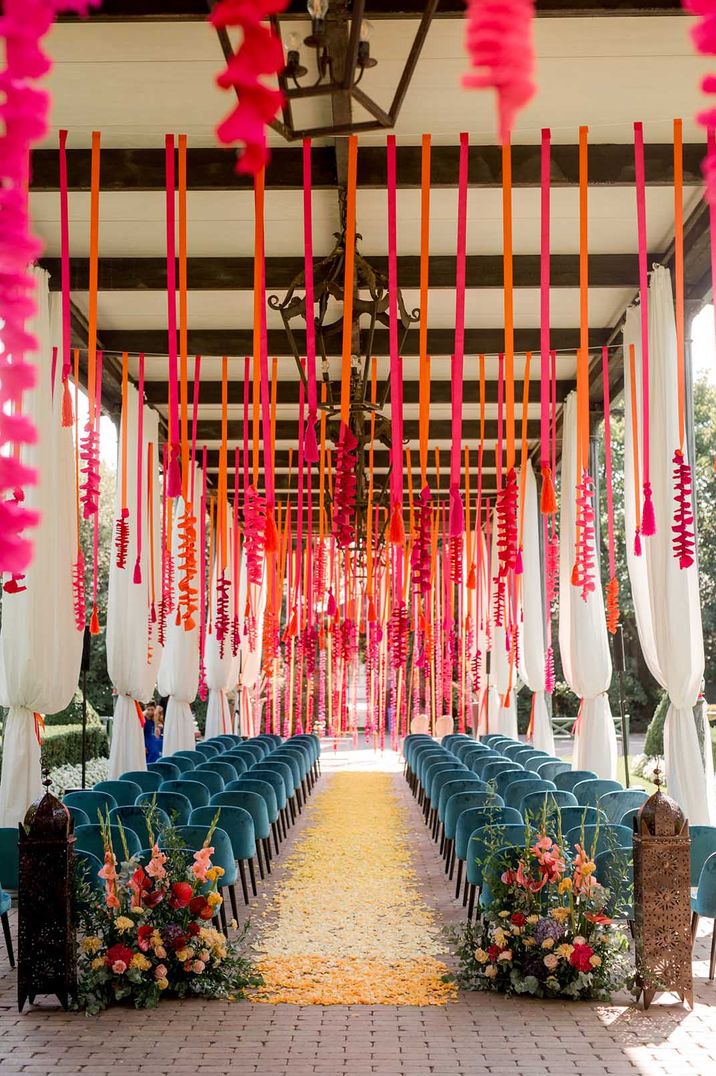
[40, 722, 108, 771]
[43, 688, 102, 728]
[643, 690, 670, 757]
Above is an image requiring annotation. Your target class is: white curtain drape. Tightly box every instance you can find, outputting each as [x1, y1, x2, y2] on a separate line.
[237, 549, 266, 737]
[0, 270, 83, 825]
[158, 467, 202, 755]
[559, 392, 617, 778]
[518, 462, 555, 754]
[623, 268, 714, 823]
[204, 510, 240, 739]
[487, 509, 518, 738]
[106, 384, 162, 778]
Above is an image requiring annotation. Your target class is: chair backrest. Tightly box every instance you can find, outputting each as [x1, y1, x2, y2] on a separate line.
[245, 737, 272, 758]
[427, 766, 468, 804]
[211, 790, 270, 839]
[254, 761, 295, 795]
[245, 767, 287, 807]
[93, 780, 142, 808]
[535, 760, 571, 782]
[694, 851, 716, 918]
[198, 760, 239, 784]
[119, 770, 162, 793]
[186, 769, 225, 796]
[564, 823, 633, 857]
[173, 825, 237, 884]
[172, 750, 204, 767]
[480, 757, 518, 783]
[230, 743, 264, 765]
[421, 760, 457, 795]
[573, 778, 623, 807]
[553, 769, 598, 793]
[65, 804, 91, 831]
[454, 806, 523, 860]
[520, 751, 554, 769]
[557, 805, 606, 833]
[270, 751, 303, 785]
[136, 790, 193, 826]
[410, 714, 430, 734]
[444, 791, 505, 840]
[504, 778, 556, 812]
[147, 760, 182, 782]
[109, 805, 171, 849]
[0, 827, 19, 890]
[213, 735, 238, 750]
[594, 847, 633, 918]
[493, 768, 537, 799]
[466, 825, 527, 887]
[164, 754, 195, 774]
[75, 823, 142, 861]
[64, 789, 117, 822]
[435, 715, 454, 738]
[159, 779, 211, 809]
[195, 742, 221, 759]
[189, 804, 256, 860]
[689, 825, 716, 887]
[598, 788, 649, 824]
[521, 789, 579, 821]
[502, 743, 526, 760]
[512, 747, 540, 766]
[221, 752, 250, 776]
[437, 778, 487, 821]
[231, 778, 278, 821]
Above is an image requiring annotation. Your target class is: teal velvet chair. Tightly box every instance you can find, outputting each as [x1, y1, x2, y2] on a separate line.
[159, 779, 210, 810]
[174, 825, 239, 927]
[564, 823, 633, 857]
[136, 790, 193, 826]
[452, 805, 521, 900]
[573, 778, 623, 808]
[553, 769, 598, 793]
[0, 885, 14, 966]
[64, 789, 117, 823]
[692, 852, 716, 980]
[93, 779, 142, 808]
[598, 788, 649, 824]
[147, 760, 181, 782]
[211, 790, 272, 879]
[0, 827, 20, 891]
[119, 770, 162, 793]
[190, 804, 257, 905]
[594, 846, 633, 919]
[75, 823, 142, 862]
[109, 804, 171, 850]
[689, 826, 716, 887]
[465, 824, 527, 920]
[504, 778, 556, 813]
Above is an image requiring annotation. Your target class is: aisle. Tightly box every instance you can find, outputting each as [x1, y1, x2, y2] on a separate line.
[251, 768, 457, 1006]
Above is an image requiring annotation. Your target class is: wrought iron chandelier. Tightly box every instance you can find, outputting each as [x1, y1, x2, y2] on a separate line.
[268, 212, 419, 542]
[269, 0, 439, 141]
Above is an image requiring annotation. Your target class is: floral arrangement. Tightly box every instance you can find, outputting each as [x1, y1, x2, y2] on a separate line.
[74, 810, 261, 1013]
[449, 822, 633, 1001]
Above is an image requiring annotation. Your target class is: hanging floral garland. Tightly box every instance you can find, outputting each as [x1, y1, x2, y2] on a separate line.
[462, 0, 536, 144]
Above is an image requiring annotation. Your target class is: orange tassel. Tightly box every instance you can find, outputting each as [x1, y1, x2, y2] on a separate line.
[89, 605, 100, 635]
[540, 465, 557, 515]
[61, 377, 73, 428]
[389, 503, 405, 545]
[571, 561, 580, 587]
[367, 596, 377, 623]
[467, 563, 476, 590]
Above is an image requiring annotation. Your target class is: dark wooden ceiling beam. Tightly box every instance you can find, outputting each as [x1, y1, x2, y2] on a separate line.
[41, 252, 652, 291]
[57, 0, 685, 19]
[30, 142, 703, 191]
[99, 326, 608, 354]
[194, 417, 541, 441]
[143, 377, 571, 407]
[204, 448, 500, 469]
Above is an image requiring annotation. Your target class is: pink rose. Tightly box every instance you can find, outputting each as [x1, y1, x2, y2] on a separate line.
[154, 964, 167, 980]
[111, 960, 127, 975]
[192, 959, 206, 974]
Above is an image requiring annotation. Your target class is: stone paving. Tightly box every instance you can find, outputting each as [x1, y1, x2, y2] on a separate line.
[0, 742, 713, 1076]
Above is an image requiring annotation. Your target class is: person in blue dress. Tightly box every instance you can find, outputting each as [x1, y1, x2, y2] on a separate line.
[143, 700, 162, 763]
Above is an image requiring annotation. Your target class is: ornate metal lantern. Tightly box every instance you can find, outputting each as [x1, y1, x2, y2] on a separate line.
[18, 779, 77, 1011]
[633, 778, 693, 1008]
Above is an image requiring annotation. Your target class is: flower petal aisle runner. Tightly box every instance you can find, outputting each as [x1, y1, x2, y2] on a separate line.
[251, 773, 456, 1005]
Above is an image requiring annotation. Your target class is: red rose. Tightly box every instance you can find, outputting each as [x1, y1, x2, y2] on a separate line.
[569, 944, 594, 973]
[105, 943, 133, 969]
[188, 922, 201, 937]
[169, 882, 193, 909]
[189, 895, 207, 917]
[487, 945, 500, 961]
[510, 913, 526, 927]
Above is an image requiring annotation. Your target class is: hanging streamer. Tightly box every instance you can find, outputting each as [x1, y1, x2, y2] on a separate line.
[387, 134, 406, 547]
[634, 121, 655, 537]
[539, 127, 557, 514]
[602, 346, 619, 632]
[165, 134, 182, 498]
[419, 133, 431, 491]
[449, 132, 469, 539]
[114, 352, 130, 569]
[303, 138, 319, 464]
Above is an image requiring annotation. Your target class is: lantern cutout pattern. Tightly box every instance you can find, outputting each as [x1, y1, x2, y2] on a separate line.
[18, 779, 77, 1012]
[633, 779, 693, 1009]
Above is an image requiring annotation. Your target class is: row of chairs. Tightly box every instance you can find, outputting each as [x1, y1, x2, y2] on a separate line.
[404, 732, 716, 975]
[0, 734, 321, 960]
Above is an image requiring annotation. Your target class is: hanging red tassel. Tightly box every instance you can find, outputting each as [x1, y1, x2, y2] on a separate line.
[389, 502, 405, 546]
[89, 604, 100, 635]
[605, 576, 620, 634]
[634, 528, 642, 558]
[540, 464, 557, 515]
[167, 444, 182, 499]
[641, 480, 656, 537]
[264, 508, 278, 553]
[244, 485, 267, 584]
[133, 556, 142, 585]
[514, 545, 524, 575]
[367, 596, 377, 623]
[672, 448, 695, 569]
[61, 377, 73, 428]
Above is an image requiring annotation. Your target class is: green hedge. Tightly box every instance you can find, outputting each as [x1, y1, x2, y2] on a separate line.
[644, 690, 716, 764]
[40, 723, 109, 771]
[43, 689, 102, 728]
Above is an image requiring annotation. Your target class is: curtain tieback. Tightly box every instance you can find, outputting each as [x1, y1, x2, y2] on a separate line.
[571, 699, 585, 737]
[33, 712, 45, 746]
[134, 700, 145, 727]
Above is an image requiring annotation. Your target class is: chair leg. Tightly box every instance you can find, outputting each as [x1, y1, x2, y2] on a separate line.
[462, 877, 469, 907]
[710, 923, 716, 981]
[219, 894, 228, 933]
[238, 859, 250, 905]
[228, 883, 240, 923]
[455, 858, 463, 899]
[288, 796, 297, 823]
[691, 911, 700, 948]
[272, 820, 281, 855]
[439, 827, 445, 857]
[248, 856, 258, 895]
[467, 884, 476, 922]
[1, 912, 14, 969]
[280, 808, 288, 840]
[448, 842, 456, 881]
[256, 847, 265, 881]
[262, 837, 273, 873]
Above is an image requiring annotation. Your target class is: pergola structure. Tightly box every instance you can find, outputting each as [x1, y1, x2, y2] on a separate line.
[32, 0, 714, 509]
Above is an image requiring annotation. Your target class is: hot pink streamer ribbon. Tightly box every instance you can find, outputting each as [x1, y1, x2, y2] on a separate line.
[633, 122, 655, 537]
[386, 135, 405, 546]
[303, 138, 319, 464]
[449, 132, 469, 538]
[165, 135, 181, 498]
[58, 129, 73, 409]
[133, 353, 144, 585]
[198, 448, 208, 701]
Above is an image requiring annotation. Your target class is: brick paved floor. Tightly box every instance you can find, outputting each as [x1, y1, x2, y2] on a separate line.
[0, 742, 713, 1076]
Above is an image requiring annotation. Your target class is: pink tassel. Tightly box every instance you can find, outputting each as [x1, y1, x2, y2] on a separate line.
[167, 444, 182, 499]
[132, 556, 142, 585]
[462, 0, 537, 145]
[210, 2, 288, 176]
[304, 416, 319, 465]
[326, 590, 337, 619]
[672, 448, 695, 569]
[641, 480, 656, 536]
[515, 545, 524, 575]
[80, 420, 100, 518]
[634, 528, 642, 558]
[573, 470, 596, 601]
